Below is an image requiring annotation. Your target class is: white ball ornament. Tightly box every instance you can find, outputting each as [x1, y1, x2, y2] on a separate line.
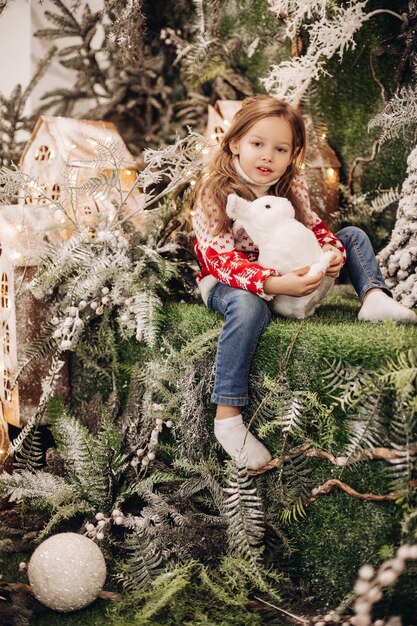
[28, 533, 106, 612]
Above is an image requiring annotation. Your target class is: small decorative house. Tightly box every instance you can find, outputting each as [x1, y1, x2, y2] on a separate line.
[19, 116, 143, 233]
[0, 205, 70, 429]
[204, 100, 242, 149]
[0, 241, 18, 457]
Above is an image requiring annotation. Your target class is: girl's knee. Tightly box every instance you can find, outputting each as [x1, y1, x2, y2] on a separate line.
[227, 290, 271, 325]
[337, 226, 369, 245]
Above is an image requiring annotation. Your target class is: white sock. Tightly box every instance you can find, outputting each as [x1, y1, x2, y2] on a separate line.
[214, 414, 272, 470]
[358, 290, 417, 324]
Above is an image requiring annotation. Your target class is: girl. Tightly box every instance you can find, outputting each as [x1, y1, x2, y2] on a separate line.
[192, 95, 416, 471]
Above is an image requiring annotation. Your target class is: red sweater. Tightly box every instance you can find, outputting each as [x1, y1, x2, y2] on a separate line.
[192, 175, 346, 301]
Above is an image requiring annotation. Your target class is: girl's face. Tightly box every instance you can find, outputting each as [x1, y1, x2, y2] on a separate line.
[229, 116, 293, 185]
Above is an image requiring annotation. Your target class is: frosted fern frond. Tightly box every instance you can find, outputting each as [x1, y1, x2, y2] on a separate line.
[224, 461, 265, 563]
[69, 138, 133, 171]
[387, 399, 417, 492]
[343, 382, 386, 468]
[0, 469, 75, 505]
[369, 188, 401, 214]
[322, 358, 366, 410]
[282, 447, 312, 498]
[48, 403, 121, 507]
[281, 392, 308, 435]
[368, 85, 417, 144]
[13, 427, 43, 473]
[29, 233, 91, 295]
[9, 356, 65, 456]
[129, 290, 161, 346]
[15, 321, 59, 377]
[116, 530, 163, 591]
[77, 172, 115, 202]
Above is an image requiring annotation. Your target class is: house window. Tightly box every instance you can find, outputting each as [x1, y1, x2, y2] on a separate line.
[24, 183, 48, 205]
[84, 206, 92, 215]
[2, 322, 10, 355]
[0, 273, 9, 309]
[34, 145, 52, 161]
[51, 183, 61, 201]
[4, 369, 13, 402]
[214, 125, 224, 144]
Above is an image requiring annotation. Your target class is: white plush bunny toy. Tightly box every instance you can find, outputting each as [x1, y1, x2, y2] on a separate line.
[226, 194, 335, 319]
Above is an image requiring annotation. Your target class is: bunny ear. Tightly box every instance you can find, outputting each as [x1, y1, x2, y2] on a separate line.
[226, 194, 250, 218]
[226, 194, 239, 218]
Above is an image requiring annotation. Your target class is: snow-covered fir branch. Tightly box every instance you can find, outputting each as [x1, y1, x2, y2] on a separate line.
[267, 0, 328, 37]
[368, 85, 417, 144]
[263, 0, 371, 102]
[378, 146, 417, 307]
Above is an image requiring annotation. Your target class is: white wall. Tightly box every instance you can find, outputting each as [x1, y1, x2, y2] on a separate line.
[0, 0, 104, 114]
[0, 0, 31, 98]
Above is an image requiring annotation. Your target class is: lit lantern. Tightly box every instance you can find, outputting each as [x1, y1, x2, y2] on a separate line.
[303, 116, 341, 221]
[0, 402, 9, 469]
[19, 116, 143, 235]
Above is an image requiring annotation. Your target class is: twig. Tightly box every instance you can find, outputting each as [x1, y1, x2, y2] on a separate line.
[252, 596, 309, 625]
[310, 478, 417, 502]
[347, 139, 380, 192]
[249, 443, 417, 475]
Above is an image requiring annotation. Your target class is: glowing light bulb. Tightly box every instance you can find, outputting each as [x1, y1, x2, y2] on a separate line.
[223, 120, 230, 127]
[202, 148, 209, 155]
[210, 133, 217, 140]
[325, 167, 337, 183]
[190, 180, 196, 187]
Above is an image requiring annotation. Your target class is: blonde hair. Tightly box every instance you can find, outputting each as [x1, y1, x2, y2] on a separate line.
[200, 95, 308, 235]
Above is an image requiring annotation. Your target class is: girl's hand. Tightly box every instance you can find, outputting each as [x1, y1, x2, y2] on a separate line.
[264, 267, 324, 297]
[321, 244, 344, 278]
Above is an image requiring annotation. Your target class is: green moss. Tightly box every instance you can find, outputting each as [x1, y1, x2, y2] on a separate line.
[288, 488, 400, 607]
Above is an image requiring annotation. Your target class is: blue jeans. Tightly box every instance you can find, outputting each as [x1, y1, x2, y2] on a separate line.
[208, 283, 271, 405]
[336, 226, 391, 301]
[207, 225, 390, 407]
